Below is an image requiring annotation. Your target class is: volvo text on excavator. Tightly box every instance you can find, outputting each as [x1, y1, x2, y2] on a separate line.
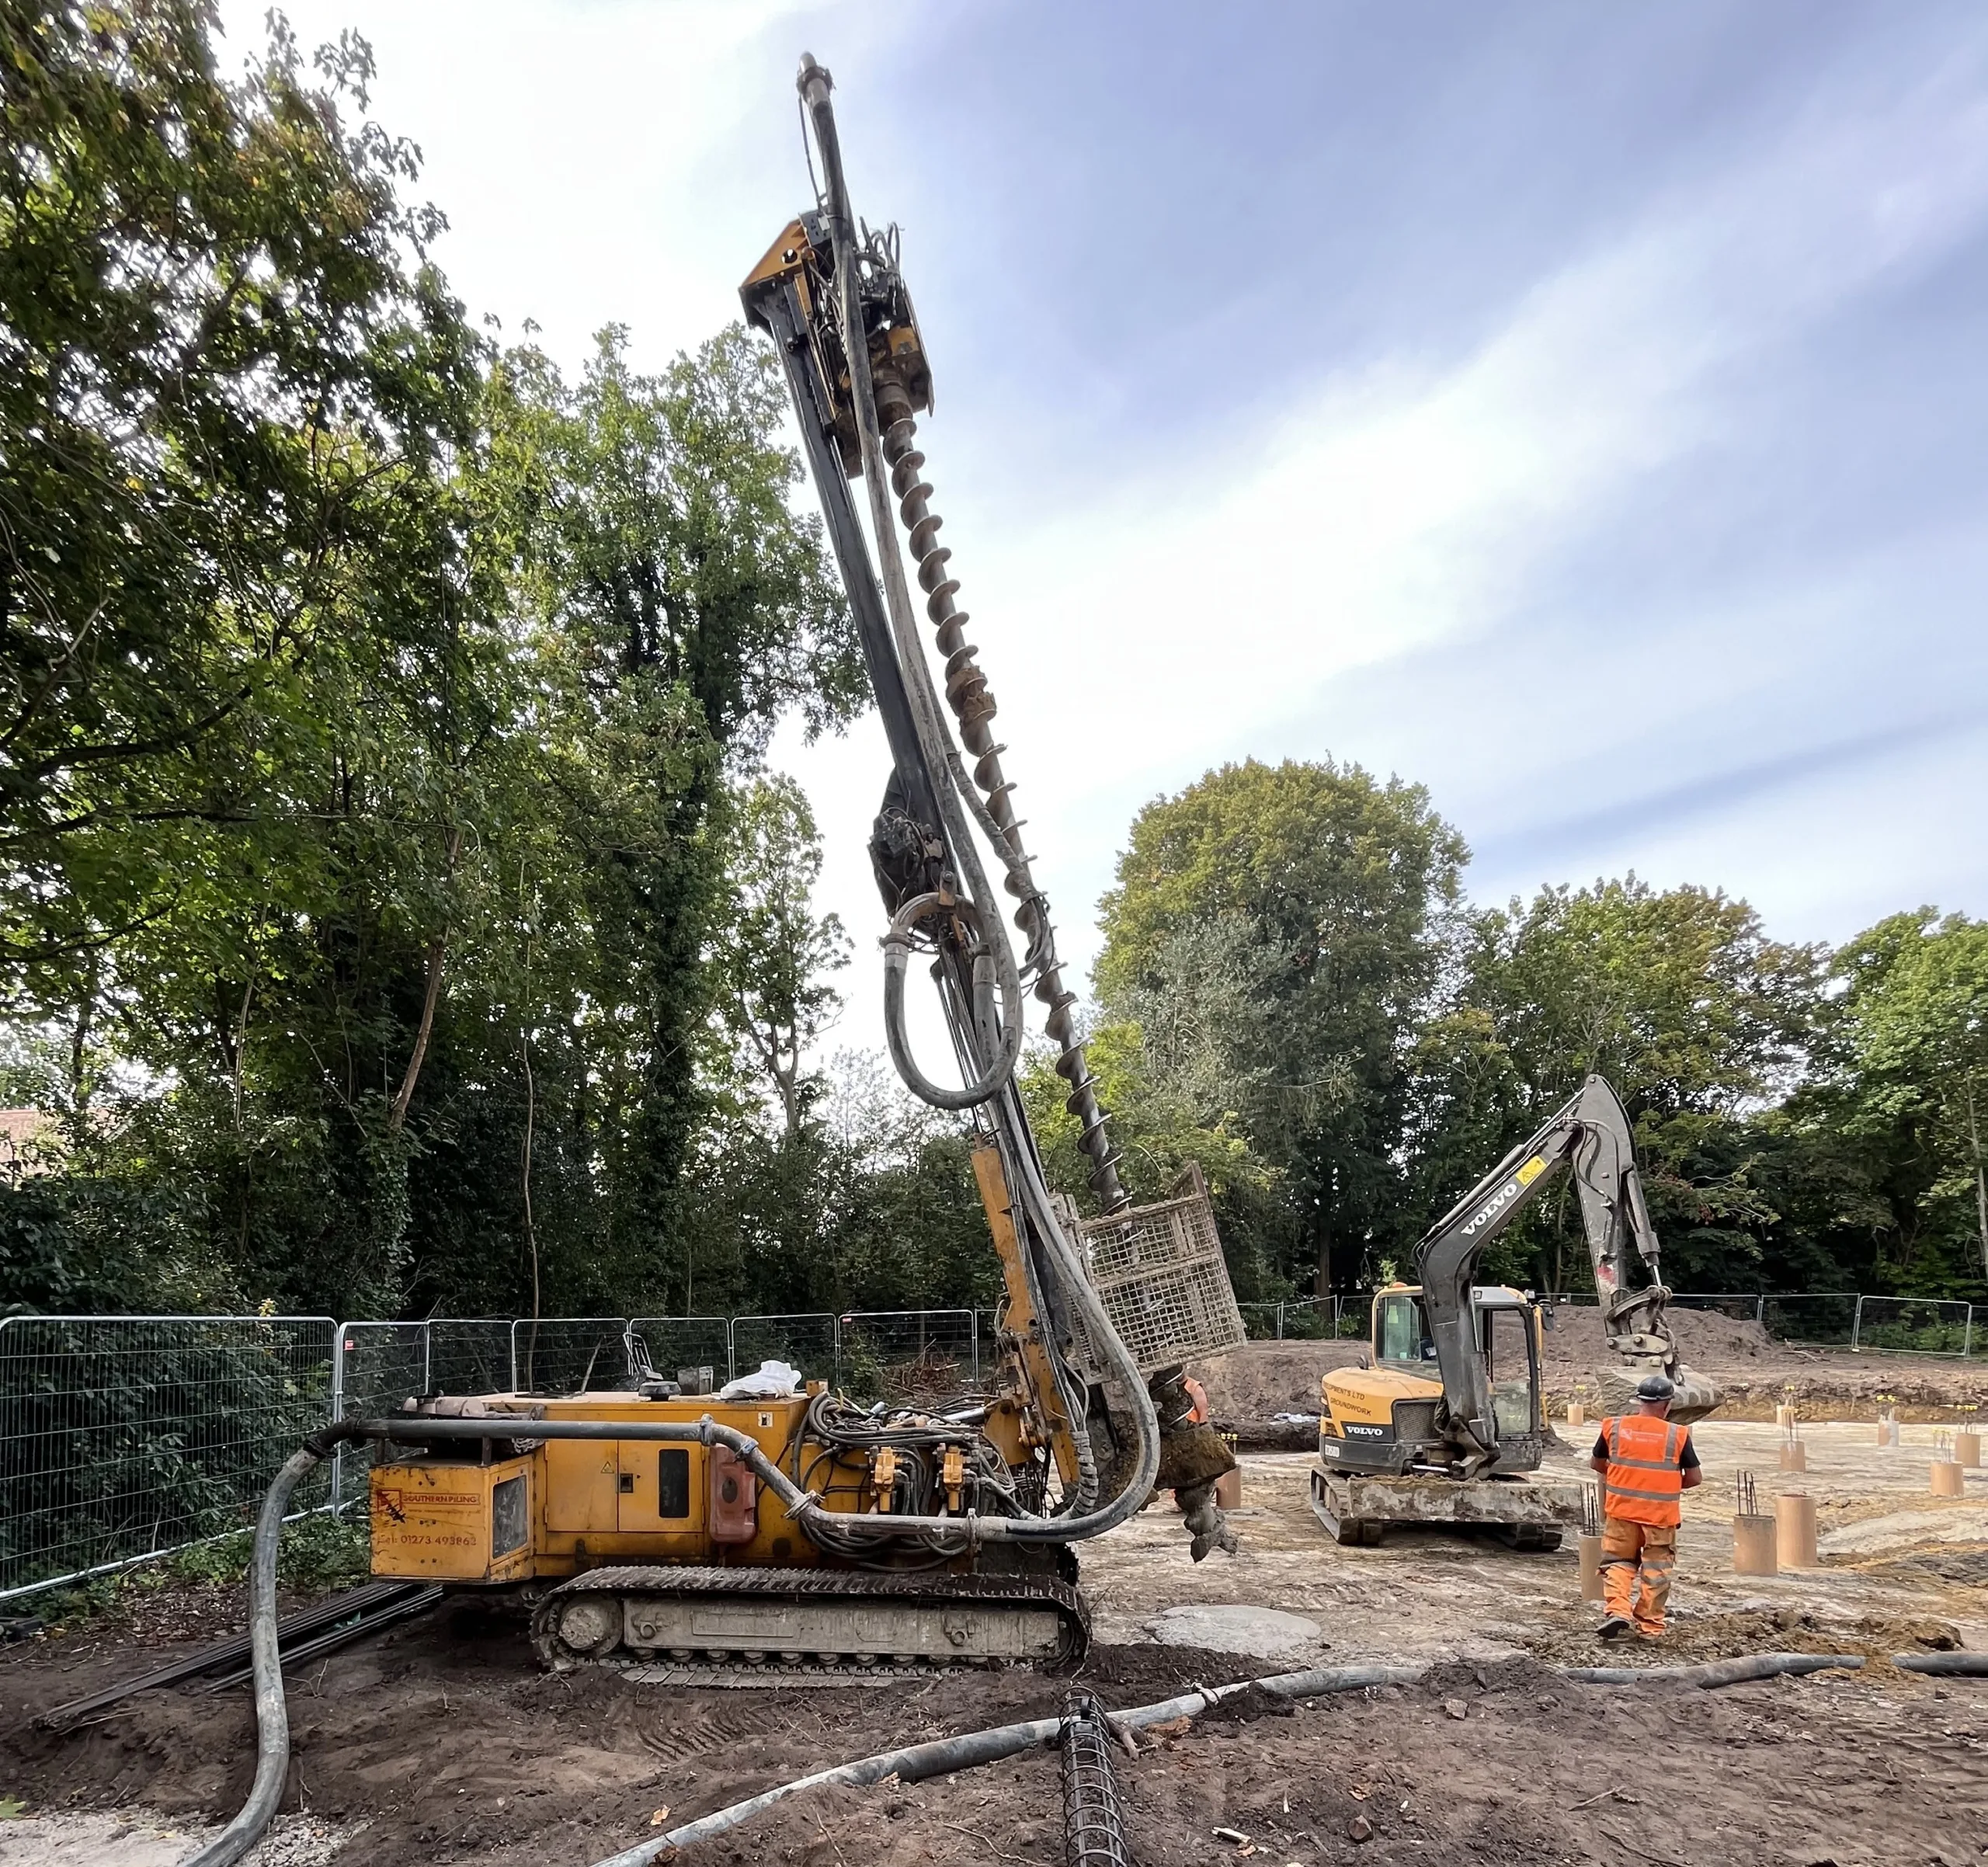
[1311, 1074, 1722, 1546]
[360, 56, 1245, 1681]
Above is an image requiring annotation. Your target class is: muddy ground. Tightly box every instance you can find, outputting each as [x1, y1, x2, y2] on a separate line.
[5, 1352, 1988, 1865]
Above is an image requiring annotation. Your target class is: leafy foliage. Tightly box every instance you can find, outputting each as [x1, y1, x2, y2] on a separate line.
[1097, 757, 1466, 1296]
[0, 4, 1979, 1340]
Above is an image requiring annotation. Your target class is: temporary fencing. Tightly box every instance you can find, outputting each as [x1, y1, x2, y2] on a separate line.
[837, 1309, 978, 1401]
[0, 1314, 335, 1603]
[1236, 1296, 1371, 1341]
[1850, 1295, 1974, 1358]
[5, 1285, 1981, 1600]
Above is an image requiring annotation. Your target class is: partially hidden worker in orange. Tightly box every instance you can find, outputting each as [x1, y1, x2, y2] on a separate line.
[1590, 1371, 1701, 1641]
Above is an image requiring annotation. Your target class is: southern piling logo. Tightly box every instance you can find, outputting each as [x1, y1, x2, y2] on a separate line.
[376, 1487, 406, 1525]
[1459, 1156, 1547, 1239]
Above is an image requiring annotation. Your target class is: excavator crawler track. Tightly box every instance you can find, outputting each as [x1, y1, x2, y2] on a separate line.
[530, 1566, 1090, 1676]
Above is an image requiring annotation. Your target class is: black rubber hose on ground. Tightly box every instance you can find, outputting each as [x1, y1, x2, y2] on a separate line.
[1891, 1651, 1988, 1676]
[178, 1445, 322, 1867]
[588, 1664, 1424, 1867]
[1562, 1651, 1865, 1688]
[586, 1651, 1882, 1867]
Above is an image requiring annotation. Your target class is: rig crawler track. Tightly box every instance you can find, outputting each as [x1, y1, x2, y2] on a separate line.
[530, 1565, 1089, 1674]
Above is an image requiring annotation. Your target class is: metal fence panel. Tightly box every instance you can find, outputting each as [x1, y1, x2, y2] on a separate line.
[1854, 1295, 1973, 1357]
[1236, 1302, 1284, 1341]
[427, 1318, 515, 1396]
[730, 1313, 837, 1385]
[0, 1314, 335, 1600]
[836, 1309, 978, 1400]
[1761, 1292, 1859, 1346]
[627, 1316, 734, 1385]
[510, 1316, 631, 1395]
[1666, 1292, 1763, 1323]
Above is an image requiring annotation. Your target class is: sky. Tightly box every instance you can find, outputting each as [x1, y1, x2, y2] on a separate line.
[225, 0, 1988, 1058]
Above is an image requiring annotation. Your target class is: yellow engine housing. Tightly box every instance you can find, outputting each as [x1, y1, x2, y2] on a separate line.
[370, 1392, 861, 1585]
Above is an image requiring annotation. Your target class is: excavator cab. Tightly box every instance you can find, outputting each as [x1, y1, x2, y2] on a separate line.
[1312, 1282, 1569, 1549]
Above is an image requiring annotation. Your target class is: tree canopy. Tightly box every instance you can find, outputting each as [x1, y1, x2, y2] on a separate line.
[1, 4, 1979, 1329]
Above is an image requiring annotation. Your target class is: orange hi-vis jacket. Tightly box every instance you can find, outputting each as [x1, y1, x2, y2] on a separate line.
[1600, 1414, 1687, 1527]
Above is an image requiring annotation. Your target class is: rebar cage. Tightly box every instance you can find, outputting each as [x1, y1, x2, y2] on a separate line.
[1076, 1173, 1245, 1375]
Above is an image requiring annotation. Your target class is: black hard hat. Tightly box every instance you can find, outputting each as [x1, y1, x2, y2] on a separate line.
[1636, 1372, 1677, 1403]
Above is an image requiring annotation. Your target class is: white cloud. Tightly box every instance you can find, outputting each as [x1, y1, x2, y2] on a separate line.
[787, 38, 1988, 1020]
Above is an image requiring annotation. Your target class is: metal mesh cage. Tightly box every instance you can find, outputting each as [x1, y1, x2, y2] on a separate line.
[1075, 1170, 1245, 1375]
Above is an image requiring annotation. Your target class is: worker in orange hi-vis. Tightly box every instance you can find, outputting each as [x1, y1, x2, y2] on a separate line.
[1590, 1371, 1703, 1641]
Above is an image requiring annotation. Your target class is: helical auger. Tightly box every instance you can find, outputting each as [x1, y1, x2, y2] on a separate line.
[874, 374, 1127, 1213]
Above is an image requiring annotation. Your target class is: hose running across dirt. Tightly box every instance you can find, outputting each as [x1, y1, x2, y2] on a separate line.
[582, 1650, 1876, 1867]
[177, 1425, 1926, 1867]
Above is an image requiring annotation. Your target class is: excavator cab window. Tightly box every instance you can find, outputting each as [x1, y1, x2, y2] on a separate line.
[1376, 1292, 1435, 1368]
[1480, 1305, 1538, 1438]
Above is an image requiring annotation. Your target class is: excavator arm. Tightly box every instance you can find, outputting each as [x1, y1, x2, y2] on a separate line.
[1417, 1074, 1712, 1465]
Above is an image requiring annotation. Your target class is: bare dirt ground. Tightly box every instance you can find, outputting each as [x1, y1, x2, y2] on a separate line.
[5, 1350, 1988, 1866]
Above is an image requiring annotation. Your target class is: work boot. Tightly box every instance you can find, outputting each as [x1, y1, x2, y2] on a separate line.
[1597, 1614, 1633, 1641]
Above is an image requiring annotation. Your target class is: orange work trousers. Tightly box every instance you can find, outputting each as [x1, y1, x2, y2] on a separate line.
[1600, 1517, 1676, 1636]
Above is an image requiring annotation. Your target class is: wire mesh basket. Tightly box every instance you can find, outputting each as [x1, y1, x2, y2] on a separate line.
[1075, 1165, 1245, 1375]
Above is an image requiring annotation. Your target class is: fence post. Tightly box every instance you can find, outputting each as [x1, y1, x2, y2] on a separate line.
[969, 1309, 979, 1386]
[329, 1320, 346, 1514]
[1755, 1295, 1764, 1326]
[1852, 1293, 1865, 1351]
[1966, 1306, 1976, 1361]
[508, 1319, 520, 1394]
[1275, 1302, 1285, 1340]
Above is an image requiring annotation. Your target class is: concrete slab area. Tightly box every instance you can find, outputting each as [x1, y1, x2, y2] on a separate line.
[1083, 1420, 1988, 1662]
[0, 1811, 353, 1865]
[1143, 1603, 1323, 1657]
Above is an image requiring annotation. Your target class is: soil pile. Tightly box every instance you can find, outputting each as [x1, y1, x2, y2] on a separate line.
[1194, 1310, 1988, 1431]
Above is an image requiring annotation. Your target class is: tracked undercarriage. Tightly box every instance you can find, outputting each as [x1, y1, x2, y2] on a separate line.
[530, 1566, 1090, 1673]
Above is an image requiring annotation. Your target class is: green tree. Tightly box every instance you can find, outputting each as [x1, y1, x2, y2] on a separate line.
[472, 325, 860, 1309]
[707, 774, 850, 1139]
[1, 1, 479, 994]
[1097, 757, 1467, 1295]
[1787, 911, 1988, 1295]
[1414, 876, 1825, 1292]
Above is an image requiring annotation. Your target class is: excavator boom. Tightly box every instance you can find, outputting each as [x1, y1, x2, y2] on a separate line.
[1419, 1073, 1718, 1461]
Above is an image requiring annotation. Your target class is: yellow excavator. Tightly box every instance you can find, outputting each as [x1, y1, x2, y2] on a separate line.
[361, 55, 1244, 1678]
[1311, 1075, 1721, 1547]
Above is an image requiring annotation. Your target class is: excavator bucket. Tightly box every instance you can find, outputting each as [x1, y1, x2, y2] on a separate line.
[1589, 1362, 1722, 1425]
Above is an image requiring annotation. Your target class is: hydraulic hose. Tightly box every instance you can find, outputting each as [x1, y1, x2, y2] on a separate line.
[178, 1445, 321, 1867]
[588, 1661, 1423, 1867]
[1560, 1651, 1865, 1687]
[880, 892, 1014, 1111]
[1891, 1651, 1988, 1676]
[796, 52, 1158, 1533]
[587, 1647, 1879, 1867]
